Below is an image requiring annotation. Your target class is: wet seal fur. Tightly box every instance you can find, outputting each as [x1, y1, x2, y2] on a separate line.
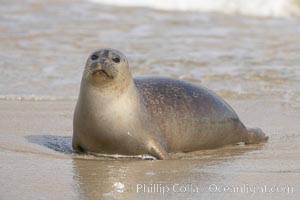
[72, 48, 268, 159]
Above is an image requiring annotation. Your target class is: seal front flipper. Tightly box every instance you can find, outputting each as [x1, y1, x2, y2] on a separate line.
[147, 140, 171, 160]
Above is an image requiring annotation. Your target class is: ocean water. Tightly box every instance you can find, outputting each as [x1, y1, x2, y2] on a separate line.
[0, 0, 299, 108]
[92, 0, 300, 18]
[0, 0, 300, 200]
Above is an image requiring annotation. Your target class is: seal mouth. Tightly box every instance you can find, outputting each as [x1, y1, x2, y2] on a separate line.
[92, 69, 114, 79]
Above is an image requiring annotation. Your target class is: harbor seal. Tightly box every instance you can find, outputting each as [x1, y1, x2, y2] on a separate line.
[72, 48, 268, 159]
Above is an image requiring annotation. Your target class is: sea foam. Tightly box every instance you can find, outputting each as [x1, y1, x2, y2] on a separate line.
[90, 0, 300, 18]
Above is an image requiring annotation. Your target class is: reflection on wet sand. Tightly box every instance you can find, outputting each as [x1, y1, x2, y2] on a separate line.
[72, 144, 263, 200]
[23, 127, 265, 199]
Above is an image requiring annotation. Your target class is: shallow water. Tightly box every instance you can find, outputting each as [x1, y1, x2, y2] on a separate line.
[0, 0, 300, 199]
[1, 0, 300, 108]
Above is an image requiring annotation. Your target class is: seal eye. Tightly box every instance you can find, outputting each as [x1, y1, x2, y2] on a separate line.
[91, 54, 99, 60]
[112, 57, 120, 63]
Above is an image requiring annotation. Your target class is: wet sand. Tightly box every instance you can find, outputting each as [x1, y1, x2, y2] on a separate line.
[1, 0, 300, 199]
[0, 99, 299, 200]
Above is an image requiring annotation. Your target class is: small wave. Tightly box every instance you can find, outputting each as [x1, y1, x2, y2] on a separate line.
[0, 95, 77, 101]
[90, 0, 300, 18]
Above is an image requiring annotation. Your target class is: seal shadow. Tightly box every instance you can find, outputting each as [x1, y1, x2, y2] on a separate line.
[25, 135, 73, 154]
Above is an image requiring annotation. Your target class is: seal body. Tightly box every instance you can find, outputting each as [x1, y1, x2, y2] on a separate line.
[134, 77, 246, 153]
[72, 48, 268, 159]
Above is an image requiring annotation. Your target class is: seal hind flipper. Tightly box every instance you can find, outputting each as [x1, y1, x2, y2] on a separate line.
[244, 128, 269, 144]
[147, 140, 171, 160]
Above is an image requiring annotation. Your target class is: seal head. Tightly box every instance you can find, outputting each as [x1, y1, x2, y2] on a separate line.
[84, 48, 131, 87]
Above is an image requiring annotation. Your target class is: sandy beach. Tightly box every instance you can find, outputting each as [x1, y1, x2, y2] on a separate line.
[0, 99, 299, 199]
[0, 0, 299, 199]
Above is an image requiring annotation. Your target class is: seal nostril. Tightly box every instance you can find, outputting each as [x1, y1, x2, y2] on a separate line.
[91, 54, 99, 60]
